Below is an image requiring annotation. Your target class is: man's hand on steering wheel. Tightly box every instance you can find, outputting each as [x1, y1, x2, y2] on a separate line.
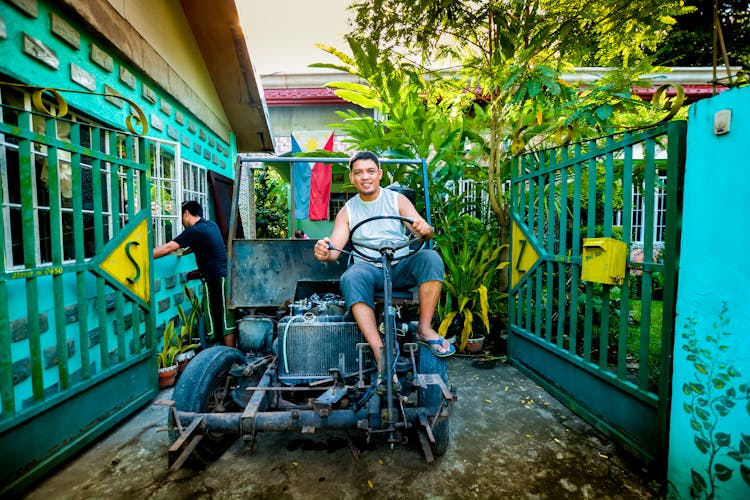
[408, 217, 434, 240]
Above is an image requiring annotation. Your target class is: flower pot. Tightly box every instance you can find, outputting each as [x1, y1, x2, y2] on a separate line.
[464, 335, 485, 354]
[158, 364, 178, 389]
[176, 349, 196, 374]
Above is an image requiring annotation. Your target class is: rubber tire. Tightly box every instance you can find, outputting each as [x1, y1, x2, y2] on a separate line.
[417, 344, 450, 456]
[168, 346, 247, 466]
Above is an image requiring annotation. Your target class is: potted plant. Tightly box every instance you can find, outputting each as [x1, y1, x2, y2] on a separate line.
[157, 322, 180, 388]
[435, 216, 508, 353]
[175, 286, 202, 372]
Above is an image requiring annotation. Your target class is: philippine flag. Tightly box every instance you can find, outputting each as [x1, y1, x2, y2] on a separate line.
[290, 131, 334, 220]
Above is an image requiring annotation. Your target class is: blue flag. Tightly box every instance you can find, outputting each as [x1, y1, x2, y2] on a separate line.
[291, 134, 311, 220]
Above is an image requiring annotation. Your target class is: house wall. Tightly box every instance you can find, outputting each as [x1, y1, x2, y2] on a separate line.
[103, 0, 225, 121]
[668, 86, 750, 498]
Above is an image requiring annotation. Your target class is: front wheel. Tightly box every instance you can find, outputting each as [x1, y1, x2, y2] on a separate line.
[417, 344, 450, 456]
[168, 346, 247, 466]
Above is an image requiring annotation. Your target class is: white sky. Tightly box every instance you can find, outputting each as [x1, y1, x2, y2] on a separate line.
[237, 0, 352, 76]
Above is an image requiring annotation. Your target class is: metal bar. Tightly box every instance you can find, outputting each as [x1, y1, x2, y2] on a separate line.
[18, 112, 44, 399]
[598, 141, 615, 369]
[583, 144, 597, 362]
[68, 122, 91, 380]
[534, 174, 545, 338]
[421, 158, 432, 228]
[139, 136, 155, 352]
[654, 120, 686, 467]
[545, 158, 555, 343]
[0, 137, 11, 411]
[568, 145, 582, 355]
[556, 158, 569, 350]
[618, 138, 634, 379]
[91, 127, 109, 369]
[45, 117, 70, 389]
[258, 157, 423, 165]
[638, 138, 656, 390]
[525, 173, 535, 332]
[176, 407, 443, 434]
[109, 132, 126, 363]
[125, 148, 138, 355]
[0, 106, 10, 416]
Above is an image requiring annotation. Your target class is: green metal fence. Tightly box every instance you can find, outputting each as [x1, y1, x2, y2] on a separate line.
[0, 99, 156, 494]
[508, 121, 686, 466]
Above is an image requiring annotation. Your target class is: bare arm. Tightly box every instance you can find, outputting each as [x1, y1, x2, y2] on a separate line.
[396, 194, 435, 239]
[314, 207, 351, 262]
[153, 240, 180, 259]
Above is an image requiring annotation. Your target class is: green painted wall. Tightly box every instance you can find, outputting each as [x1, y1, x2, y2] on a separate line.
[668, 86, 750, 498]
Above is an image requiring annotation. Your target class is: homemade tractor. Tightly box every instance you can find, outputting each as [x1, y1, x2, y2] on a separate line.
[163, 158, 456, 470]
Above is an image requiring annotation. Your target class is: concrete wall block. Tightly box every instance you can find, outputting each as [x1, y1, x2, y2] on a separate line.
[64, 304, 78, 324]
[43, 339, 76, 369]
[87, 327, 100, 348]
[164, 275, 177, 289]
[12, 357, 31, 385]
[158, 297, 171, 313]
[11, 313, 49, 342]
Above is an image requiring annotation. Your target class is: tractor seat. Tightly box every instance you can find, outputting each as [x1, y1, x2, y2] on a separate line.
[374, 287, 417, 306]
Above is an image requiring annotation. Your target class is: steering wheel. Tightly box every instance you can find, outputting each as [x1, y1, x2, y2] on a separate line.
[347, 215, 425, 263]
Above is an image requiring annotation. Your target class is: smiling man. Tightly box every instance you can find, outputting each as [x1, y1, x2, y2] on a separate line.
[313, 151, 454, 384]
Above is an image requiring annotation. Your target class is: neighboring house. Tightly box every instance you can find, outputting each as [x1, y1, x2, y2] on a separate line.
[0, 0, 272, 494]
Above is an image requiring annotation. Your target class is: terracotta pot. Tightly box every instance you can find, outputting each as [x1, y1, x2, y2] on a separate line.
[158, 364, 178, 389]
[464, 336, 485, 354]
[176, 350, 195, 374]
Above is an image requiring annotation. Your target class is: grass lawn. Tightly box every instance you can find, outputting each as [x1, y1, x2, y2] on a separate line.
[627, 299, 664, 388]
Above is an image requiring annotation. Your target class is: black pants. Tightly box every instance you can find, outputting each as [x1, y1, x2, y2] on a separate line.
[202, 277, 234, 342]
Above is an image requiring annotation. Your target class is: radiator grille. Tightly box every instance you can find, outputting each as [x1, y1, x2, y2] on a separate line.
[278, 320, 362, 383]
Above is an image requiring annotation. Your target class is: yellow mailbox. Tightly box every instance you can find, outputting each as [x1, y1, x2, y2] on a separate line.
[581, 238, 627, 285]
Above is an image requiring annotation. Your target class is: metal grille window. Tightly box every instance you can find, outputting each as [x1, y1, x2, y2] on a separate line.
[149, 143, 210, 246]
[182, 159, 208, 214]
[149, 141, 178, 246]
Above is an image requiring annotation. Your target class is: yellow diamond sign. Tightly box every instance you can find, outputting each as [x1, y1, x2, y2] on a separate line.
[511, 220, 541, 290]
[97, 217, 151, 304]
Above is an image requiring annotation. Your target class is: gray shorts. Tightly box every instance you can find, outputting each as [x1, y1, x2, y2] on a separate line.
[339, 249, 444, 309]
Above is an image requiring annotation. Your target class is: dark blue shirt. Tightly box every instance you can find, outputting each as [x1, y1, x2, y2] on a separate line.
[173, 218, 227, 280]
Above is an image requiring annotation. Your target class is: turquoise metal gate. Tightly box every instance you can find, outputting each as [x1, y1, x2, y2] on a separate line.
[0, 94, 155, 494]
[508, 122, 685, 466]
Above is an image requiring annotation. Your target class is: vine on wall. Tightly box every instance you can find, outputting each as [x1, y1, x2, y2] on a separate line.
[679, 302, 750, 498]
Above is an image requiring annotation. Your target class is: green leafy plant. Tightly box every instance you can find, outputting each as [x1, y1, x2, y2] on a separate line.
[157, 321, 180, 370]
[435, 216, 508, 352]
[680, 302, 750, 498]
[176, 285, 202, 355]
[158, 286, 202, 369]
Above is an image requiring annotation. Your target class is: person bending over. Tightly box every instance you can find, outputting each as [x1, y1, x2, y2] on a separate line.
[153, 200, 236, 348]
[313, 151, 455, 381]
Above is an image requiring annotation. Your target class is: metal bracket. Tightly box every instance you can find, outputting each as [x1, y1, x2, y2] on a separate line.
[167, 414, 205, 471]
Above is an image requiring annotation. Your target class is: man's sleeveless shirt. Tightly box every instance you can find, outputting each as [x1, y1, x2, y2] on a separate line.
[345, 188, 410, 264]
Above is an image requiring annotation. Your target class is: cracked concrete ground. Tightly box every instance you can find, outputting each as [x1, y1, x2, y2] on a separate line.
[22, 357, 660, 499]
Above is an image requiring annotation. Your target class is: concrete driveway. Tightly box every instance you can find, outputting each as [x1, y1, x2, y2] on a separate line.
[23, 357, 659, 499]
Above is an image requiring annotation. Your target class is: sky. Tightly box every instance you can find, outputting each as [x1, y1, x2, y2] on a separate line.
[237, 0, 352, 76]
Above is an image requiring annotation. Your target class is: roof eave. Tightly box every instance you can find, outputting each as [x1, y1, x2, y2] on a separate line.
[180, 0, 274, 152]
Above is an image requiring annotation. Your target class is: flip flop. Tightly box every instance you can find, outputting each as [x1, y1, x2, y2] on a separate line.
[419, 338, 456, 358]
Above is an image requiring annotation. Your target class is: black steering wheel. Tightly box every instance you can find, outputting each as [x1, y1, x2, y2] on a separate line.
[347, 215, 425, 263]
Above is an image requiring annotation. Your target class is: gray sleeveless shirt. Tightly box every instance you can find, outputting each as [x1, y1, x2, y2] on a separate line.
[345, 187, 409, 263]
